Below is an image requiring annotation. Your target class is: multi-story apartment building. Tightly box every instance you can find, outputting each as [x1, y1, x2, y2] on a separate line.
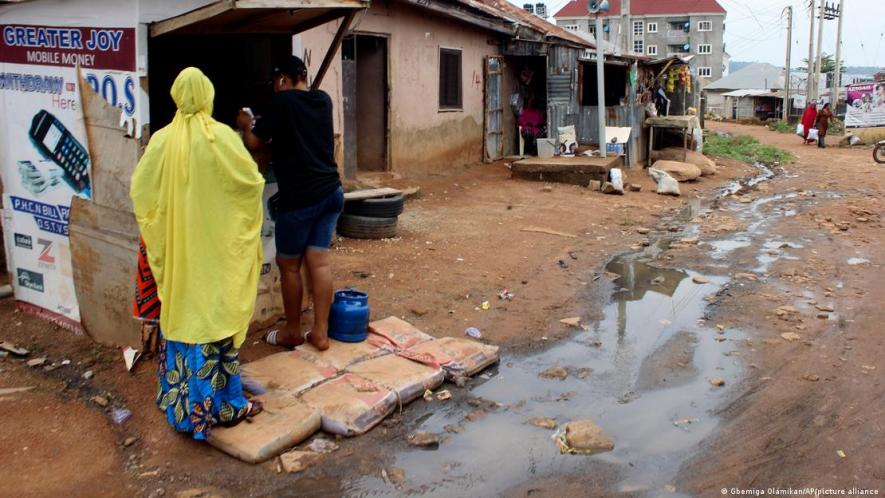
[553, 0, 727, 81]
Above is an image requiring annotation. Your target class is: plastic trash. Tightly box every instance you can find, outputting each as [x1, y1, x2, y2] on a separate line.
[465, 327, 482, 339]
[557, 125, 577, 156]
[306, 438, 340, 454]
[498, 289, 514, 301]
[807, 128, 819, 142]
[609, 168, 625, 194]
[648, 168, 681, 196]
[692, 127, 703, 153]
[111, 408, 132, 425]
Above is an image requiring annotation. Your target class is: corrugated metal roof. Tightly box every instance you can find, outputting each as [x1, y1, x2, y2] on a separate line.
[721, 89, 783, 98]
[705, 62, 785, 90]
[554, 0, 726, 18]
[463, 0, 593, 47]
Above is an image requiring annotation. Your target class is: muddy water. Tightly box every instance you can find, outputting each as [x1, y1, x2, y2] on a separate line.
[330, 256, 738, 497]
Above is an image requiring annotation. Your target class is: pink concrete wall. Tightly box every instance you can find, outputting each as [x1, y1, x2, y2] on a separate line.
[298, 0, 498, 173]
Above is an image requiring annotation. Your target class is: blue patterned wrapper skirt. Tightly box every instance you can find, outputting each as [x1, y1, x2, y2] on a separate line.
[155, 333, 250, 440]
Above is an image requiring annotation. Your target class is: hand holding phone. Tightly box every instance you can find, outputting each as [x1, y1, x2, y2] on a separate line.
[236, 107, 255, 131]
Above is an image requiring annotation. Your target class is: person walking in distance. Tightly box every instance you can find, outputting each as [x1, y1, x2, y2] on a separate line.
[815, 103, 832, 149]
[238, 56, 343, 351]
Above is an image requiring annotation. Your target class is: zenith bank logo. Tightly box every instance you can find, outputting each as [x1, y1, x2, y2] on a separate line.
[37, 238, 55, 265]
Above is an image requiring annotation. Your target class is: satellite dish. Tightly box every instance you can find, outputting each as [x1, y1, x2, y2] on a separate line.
[588, 0, 609, 14]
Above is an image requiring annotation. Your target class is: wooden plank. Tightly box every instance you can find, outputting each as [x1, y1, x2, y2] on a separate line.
[512, 156, 617, 169]
[644, 115, 699, 129]
[236, 0, 366, 8]
[150, 0, 236, 37]
[343, 188, 401, 201]
[511, 156, 618, 186]
[312, 10, 356, 90]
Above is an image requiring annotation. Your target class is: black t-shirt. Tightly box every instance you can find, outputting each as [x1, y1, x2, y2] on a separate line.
[252, 89, 340, 211]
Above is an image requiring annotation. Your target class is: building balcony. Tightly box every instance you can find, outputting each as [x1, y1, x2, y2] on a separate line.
[665, 30, 690, 41]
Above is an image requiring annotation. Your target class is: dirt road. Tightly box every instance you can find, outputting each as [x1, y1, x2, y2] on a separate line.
[0, 122, 882, 497]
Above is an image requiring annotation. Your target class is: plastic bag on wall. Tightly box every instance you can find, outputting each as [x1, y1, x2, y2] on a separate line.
[692, 128, 703, 153]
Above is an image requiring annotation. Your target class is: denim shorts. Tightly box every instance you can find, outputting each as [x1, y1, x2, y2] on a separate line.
[275, 186, 344, 259]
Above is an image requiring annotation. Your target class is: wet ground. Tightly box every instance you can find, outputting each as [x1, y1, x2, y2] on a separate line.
[264, 162, 788, 497]
[3, 123, 883, 497]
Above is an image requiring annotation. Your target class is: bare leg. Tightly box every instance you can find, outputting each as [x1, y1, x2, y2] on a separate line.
[304, 249, 333, 350]
[276, 256, 305, 347]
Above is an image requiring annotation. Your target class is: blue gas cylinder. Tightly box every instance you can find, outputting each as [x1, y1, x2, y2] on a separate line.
[329, 289, 370, 342]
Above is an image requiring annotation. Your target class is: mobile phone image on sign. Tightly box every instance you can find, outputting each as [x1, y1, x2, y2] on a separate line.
[29, 110, 91, 194]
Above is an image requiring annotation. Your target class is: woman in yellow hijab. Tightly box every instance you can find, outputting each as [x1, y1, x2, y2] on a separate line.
[130, 67, 265, 439]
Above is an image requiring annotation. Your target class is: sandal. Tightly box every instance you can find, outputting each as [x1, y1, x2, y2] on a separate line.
[217, 399, 264, 428]
[245, 399, 263, 419]
[263, 329, 303, 349]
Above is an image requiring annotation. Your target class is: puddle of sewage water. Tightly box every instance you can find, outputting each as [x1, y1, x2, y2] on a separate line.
[335, 256, 737, 497]
[710, 238, 752, 255]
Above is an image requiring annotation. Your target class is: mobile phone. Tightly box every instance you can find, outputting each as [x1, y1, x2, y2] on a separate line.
[29, 110, 90, 193]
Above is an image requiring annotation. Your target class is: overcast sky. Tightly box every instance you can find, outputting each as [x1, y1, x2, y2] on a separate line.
[532, 0, 885, 69]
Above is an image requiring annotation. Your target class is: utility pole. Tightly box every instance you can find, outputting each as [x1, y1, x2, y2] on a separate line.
[806, 0, 815, 99]
[622, 0, 631, 55]
[813, 0, 825, 100]
[783, 6, 793, 121]
[832, 0, 844, 107]
[596, 13, 607, 158]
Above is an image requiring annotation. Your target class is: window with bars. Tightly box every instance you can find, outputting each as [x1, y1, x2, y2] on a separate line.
[698, 44, 712, 54]
[633, 39, 644, 54]
[698, 21, 713, 31]
[698, 67, 712, 77]
[647, 45, 658, 56]
[647, 22, 658, 33]
[439, 48, 462, 110]
[633, 21, 643, 36]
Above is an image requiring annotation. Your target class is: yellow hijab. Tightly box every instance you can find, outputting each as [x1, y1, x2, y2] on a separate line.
[130, 67, 264, 347]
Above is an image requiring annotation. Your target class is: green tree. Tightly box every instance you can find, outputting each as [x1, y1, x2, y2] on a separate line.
[802, 53, 844, 74]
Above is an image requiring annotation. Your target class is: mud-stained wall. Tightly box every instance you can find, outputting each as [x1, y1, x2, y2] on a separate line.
[298, 0, 498, 175]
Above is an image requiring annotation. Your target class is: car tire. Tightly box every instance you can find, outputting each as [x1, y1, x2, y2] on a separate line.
[344, 194, 405, 218]
[337, 214, 398, 239]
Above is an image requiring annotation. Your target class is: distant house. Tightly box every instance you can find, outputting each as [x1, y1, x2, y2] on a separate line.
[553, 0, 728, 80]
[704, 62, 784, 119]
